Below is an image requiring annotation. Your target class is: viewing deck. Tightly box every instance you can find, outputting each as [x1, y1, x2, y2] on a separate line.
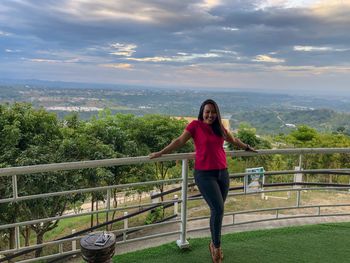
[1, 148, 350, 262]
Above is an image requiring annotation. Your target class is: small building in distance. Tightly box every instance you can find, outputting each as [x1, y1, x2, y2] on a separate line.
[285, 123, 296, 128]
[175, 117, 231, 131]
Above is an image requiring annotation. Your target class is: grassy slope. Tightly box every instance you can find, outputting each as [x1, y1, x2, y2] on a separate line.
[114, 222, 350, 263]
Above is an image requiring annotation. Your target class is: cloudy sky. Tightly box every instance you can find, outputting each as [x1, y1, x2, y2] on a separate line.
[0, 0, 349, 94]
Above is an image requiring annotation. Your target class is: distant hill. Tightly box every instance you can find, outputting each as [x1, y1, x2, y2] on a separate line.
[0, 78, 139, 90]
[2, 82, 350, 135]
[231, 108, 350, 135]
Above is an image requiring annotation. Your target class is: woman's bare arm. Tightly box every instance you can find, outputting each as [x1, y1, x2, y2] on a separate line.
[149, 130, 192, 159]
[225, 132, 257, 152]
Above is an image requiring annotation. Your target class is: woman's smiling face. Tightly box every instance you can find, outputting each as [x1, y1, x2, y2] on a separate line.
[202, 103, 217, 125]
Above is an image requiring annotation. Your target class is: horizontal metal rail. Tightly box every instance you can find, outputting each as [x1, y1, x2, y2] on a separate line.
[0, 177, 185, 204]
[188, 203, 350, 222]
[2, 175, 350, 230]
[17, 250, 80, 263]
[0, 199, 178, 230]
[2, 168, 350, 205]
[2, 175, 349, 230]
[1, 219, 182, 255]
[0, 153, 196, 177]
[1, 148, 350, 177]
[187, 185, 350, 203]
[188, 212, 350, 235]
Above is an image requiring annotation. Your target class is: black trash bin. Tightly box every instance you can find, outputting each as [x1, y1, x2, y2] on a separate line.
[80, 232, 116, 263]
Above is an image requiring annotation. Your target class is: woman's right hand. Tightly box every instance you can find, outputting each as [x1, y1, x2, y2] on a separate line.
[149, 151, 163, 159]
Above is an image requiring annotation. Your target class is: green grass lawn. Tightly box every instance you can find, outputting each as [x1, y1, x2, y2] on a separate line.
[114, 222, 350, 263]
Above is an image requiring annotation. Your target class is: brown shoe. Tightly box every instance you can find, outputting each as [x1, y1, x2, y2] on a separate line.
[209, 242, 222, 263]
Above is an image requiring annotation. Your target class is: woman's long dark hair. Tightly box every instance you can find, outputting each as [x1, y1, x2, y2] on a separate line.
[198, 99, 226, 138]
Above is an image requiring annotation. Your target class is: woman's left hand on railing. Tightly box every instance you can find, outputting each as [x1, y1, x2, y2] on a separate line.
[149, 151, 162, 159]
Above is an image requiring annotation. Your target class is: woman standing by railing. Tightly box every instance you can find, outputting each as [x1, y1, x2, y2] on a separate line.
[150, 99, 256, 262]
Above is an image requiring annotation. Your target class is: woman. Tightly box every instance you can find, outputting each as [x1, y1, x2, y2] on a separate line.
[149, 99, 256, 262]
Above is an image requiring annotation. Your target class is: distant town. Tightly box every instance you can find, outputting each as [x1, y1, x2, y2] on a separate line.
[2, 81, 350, 135]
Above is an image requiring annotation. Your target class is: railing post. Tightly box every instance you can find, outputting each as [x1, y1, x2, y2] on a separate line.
[293, 166, 302, 189]
[299, 154, 303, 169]
[261, 171, 265, 200]
[294, 154, 303, 189]
[174, 194, 179, 216]
[106, 188, 111, 231]
[15, 226, 20, 249]
[12, 174, 18, 200]
[151, 190, 160, 204]
[296, 190, 301, 207]
[123, 211, 128, 241]
[59, 243, 63, 254]
[71, 229, 76, 256]
[12, 175, 21, 250]
[176, 159, 190, 249]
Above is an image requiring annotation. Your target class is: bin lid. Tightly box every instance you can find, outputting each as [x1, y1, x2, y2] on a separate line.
[80, 232, 116, 251]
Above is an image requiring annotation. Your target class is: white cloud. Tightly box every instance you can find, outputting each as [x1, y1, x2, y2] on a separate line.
[52, 1, 218, 25]
[294, 45, 349, 52]
[29, 58, 60, 63]
[311, 1, 350, 17]
[5, 49, 21, 53]
[53, 1, 156, 23]
[0, 30, 10, 36]
[127, 56, 173, 62]
[126, 52, 220, 63]
[99, 63, 133, 69]
[258, 0, 322, 9]
[32, 49, 109, 64]
[199, 0, 222, 10]
[182, 53, 220, 60]
[110, 43, 137, 57]
[252, 55, 285, 63]
[222, 26, 239, 31]
[271, 64, 350, 75]
[210, 49, 238, 55]
[28, 58, 80, 63]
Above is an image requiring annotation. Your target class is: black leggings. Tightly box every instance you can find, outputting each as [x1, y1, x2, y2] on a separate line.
[194, 169, 229, 248]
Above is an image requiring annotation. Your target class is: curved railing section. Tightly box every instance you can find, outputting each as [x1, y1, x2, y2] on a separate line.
[1, 148, 350, 262]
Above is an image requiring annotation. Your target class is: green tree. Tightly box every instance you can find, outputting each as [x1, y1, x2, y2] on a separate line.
[0, 103, 68, 257]
[88, 112, 154, 226]
[135, 115, 194, 201]
[59, 114, 115, 228]
[229, 123, 272, 172]
[287, 125, 318, 147]
[276, 125, 350, 183]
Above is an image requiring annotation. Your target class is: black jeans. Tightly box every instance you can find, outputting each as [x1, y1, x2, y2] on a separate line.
[194, 169, 229, 248]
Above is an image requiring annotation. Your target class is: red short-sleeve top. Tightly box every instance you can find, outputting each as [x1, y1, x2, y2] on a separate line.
[185, 120, 227, 170]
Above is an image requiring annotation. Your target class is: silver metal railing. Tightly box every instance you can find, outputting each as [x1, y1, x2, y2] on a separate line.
[1, 148, 350, 262]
